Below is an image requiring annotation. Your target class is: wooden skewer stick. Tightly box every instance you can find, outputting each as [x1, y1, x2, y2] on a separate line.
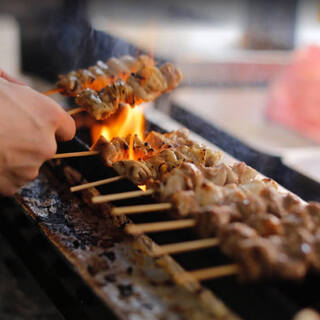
[68, 107, 85, 116]
[112, 203, 172, 216]
[70, 176, 125, 192]
[125, 219, 195, 235]
[151, 238, 220, 257]
[42, 88, 62, 95]
[174, 264, 239, 284]
[92, 189, 154, 204]
[52, 150, 99, 159]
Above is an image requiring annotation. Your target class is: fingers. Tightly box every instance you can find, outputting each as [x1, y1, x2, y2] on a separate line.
[0, 164, 41, 196]
[0, 175, 18, 196]
[0, 69, 26, 86]
[55, 110, 76, 141]
[26, 87, 76, 142]
[0, 172, 28, 196]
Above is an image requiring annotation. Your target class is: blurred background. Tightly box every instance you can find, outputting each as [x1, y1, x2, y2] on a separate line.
[1, 0, 320, 181]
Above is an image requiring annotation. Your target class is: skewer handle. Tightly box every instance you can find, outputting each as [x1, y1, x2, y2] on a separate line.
[52, 150, 99, 159]
[152, 238, 220, 257]
[68, 107, 85, 116]
[112, 203, 172, 216]
[42, 88, 62, 95]
[174, 264, 239, 284]
[70, 176, 125, 192]
[92, 189, 153, 203]
[125, 219, 195, 235]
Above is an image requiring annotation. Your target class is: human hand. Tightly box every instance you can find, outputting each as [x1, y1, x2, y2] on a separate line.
[0, 75, 76, 196]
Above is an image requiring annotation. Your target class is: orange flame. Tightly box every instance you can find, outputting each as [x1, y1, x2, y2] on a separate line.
[84, 72, 130, 93]
[91, 104, 145, 160]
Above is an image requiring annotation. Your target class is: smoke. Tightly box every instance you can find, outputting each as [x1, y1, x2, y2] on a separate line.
[41, 1, 140, 81]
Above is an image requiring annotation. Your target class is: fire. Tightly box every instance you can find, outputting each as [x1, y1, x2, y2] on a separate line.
[91, 104, 145, 159]
[84, 72, 130, 92]
[138, 185, 147, 191]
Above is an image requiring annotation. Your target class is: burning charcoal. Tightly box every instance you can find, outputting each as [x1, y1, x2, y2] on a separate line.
[118, 284, 133, 298]
[87, 265, 96, 276]
[104, 274, 117, 283]
[103, 251, 116, 262]
[73, 240, 80, 249]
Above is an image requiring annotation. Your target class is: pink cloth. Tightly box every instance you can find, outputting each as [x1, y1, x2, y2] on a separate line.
[266, 45, 320, 143]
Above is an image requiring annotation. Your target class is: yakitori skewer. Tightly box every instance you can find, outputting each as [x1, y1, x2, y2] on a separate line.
[124, 219, 195, 235]
[174, 264, 240, 284]
[57, 129, 320, 282]
[74, 61, 182, 120]
[70, 176, 125, 192]
[48, 55, 154, 97]
[92, 189, 153, 203]
[151, 238, 220, 257]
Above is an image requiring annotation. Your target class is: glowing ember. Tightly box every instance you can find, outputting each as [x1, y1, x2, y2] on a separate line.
[91, 104, 145, 160]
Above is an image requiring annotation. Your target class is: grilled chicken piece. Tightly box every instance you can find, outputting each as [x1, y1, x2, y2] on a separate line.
[170, 190, 199, 218]
[113, 149, 184, 185]
[154, 162, 204, 201]
[92, 134, 153, 166]
[199, 162, 256, 186]
[75, 62, 182, 120]
[245, 213, 283, 237]
[195, 204, 241, 237]
[219, 222, 259, 256]
[146, 128, 223, 167]
[232, 162, 257, 184]
[56, 55, 153, 96]
[92, 135, 129, 166]
[93, 128, 320, 282]
[124, 134, 154, 160]
[113, 160, 152, 185]
[201, 163, 236, 186]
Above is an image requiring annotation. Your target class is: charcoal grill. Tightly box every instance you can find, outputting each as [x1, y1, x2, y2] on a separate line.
[0, 108, 318, 320]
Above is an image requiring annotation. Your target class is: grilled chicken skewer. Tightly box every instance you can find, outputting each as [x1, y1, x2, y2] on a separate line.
[91, 137, 320, 282]
[119, 160, 320, 281]
[66, 127, 320, 282]
[92, 128, 224, 184]
[92, 128, 223, 167]
[75, 62, 182, 120]
[143, 161, 320, 281]
[52, 55, 154, 96]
